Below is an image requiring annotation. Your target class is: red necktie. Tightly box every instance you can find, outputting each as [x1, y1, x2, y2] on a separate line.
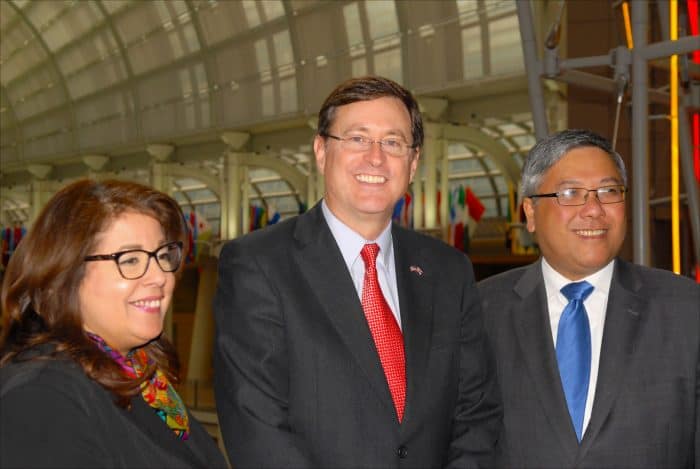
[360, 243, 406, 422]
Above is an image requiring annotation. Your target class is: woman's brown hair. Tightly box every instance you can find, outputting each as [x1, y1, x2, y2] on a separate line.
[0, 179, 188, 406]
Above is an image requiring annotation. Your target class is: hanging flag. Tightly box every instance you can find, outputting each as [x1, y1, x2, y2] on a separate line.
[392, 197, 405, 225]
[453, 186, 467, 251]
[267, 203, 281, 225]
[465, 186, 485, 238]
[403, 192, 413, 228]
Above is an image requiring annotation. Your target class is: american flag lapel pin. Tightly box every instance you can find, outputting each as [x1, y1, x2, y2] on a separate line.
[409, 265, 424, 276]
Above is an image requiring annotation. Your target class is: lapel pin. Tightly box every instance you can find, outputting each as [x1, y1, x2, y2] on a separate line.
[409, 265, 424, 276]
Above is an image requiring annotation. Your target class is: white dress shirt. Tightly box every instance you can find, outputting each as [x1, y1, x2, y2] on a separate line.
[541, 257, 615, 437]
[321, 201, 402, 329]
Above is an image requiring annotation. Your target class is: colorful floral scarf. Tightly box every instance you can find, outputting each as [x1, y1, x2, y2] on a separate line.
[88, 333, 190, 440]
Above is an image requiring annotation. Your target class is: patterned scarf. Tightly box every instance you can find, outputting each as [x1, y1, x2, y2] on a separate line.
[88, 333, 190, 440]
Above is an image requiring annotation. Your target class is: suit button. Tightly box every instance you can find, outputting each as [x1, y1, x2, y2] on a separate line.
[397, 445, 408, 459]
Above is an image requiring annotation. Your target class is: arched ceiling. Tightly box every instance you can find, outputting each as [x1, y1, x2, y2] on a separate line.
[1, 0, 541, 226]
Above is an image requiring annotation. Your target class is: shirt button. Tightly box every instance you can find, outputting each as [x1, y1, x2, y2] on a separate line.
[397, 445, 408, 459]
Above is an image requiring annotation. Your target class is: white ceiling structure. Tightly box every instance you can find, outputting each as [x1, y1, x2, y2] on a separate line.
[0, 0, 544, 233]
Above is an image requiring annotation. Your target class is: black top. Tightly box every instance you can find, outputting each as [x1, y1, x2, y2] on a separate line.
[0, 352, 227, 468]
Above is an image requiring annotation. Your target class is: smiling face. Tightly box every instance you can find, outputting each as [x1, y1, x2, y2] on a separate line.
[314, 96, 419, 239]
[79, 211, 175, 355]
[523, 146, 627, 280]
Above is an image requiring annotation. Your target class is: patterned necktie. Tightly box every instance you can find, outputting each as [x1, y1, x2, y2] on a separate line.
[360, 243, 406, 422]
[556, 280, 594, 442]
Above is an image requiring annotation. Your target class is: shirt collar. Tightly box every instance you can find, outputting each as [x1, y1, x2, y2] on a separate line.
[541, 257, 615, 300]
[321, 199, 393, 270]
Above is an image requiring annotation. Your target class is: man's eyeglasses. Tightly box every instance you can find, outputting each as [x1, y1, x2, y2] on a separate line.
[322, 133, 416, 157]
[527, 185, 627, 206]
[84, 241, 183, 280]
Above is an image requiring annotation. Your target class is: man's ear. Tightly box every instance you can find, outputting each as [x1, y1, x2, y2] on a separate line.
[408, 148, 420, 183]
[523, 197, 536, 233]
[313, 135, 327, 175]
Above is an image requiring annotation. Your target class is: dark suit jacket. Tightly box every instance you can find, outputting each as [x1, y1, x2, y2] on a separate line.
[213, 202, 501, 469]
[0, 353, 227, 469]
[478, 258, 700, 468]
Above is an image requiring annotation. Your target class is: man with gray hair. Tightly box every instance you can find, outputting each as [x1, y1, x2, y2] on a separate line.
[479, 129, 699, 468]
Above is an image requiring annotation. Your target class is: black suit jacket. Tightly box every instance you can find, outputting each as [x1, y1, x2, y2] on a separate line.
[0, 354, 227, 469]
[478, 258, 700, 468]
[213, 202, 501, 468]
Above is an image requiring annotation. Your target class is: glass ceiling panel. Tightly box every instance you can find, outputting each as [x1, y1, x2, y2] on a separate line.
[261, 1, 285, 22]
[242, 0, 261, 28]
[365, 1, 399, 40]
[489, 14, 523, 75]
[175, 177, 203, 188]
[156, 0, 190, 22]
[114, 5, 156, 44]
[482, 157, 498, 171]
[6, 63, 52, 102]
[172, 192, 188, 204]
[448, 142, 473, 156]
[497, 122, 524, 136]
[102, 1, 133, 15]
[512, 134, 535, 150]
[249, 168, 278, 179]
[343, 3, 362, 46]
[255, 180, 291, 194]
[11, 75, 64, 120]
[449, 158, 483, 174]
[0, 2, 15, 29]
[1, 30, 47, 84]
[193, 1, 246, 45]
[186, 188, 216, 202]
[272, 196, 299, 215]
[498, 138, 515, 151]
[24, 1, 68, 34]
[67, 55, 128, 99]
[486, 0, 517, 18]
[456, 0, 478, 19]
[42, 1, 104, 52]
[255, 38, 271, 72]
[273, 30, 293, 67]
[466, 177, 493, 195]
[289, 0, 324, 9]
[493, 175, 508, 193]
[57, 30, 119, 77]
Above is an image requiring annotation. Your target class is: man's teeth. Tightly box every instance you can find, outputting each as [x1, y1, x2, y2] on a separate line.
[356, 174, 386, 183]
[576, 229, 606, 236]
[132, 299, 161, 308]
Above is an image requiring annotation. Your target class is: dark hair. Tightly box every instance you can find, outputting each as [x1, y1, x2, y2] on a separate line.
[0, 179, 188, 407]
[317, 75, 424, 149]
[521, 129, 627, 198]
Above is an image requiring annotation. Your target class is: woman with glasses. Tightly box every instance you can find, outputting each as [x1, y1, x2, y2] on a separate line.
[0, 179, 226, 468]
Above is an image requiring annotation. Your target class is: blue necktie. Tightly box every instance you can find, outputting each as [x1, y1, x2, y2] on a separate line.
[556, 281, 594, 442]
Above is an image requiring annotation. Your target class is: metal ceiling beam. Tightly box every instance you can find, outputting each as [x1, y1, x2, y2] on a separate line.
[94, 0, 142, 141]
[282, 0, 304, 114]
[6, 0, 79, 151]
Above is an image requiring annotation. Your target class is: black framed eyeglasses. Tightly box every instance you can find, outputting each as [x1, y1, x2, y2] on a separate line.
[322, 133, 416, 157]
[527, 185, 627, 206]
[84, 241, 183, 280]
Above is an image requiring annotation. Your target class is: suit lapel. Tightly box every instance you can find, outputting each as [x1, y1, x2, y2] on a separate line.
[292, 204, 396, 417]
[512, 261, 580, 455]
[392, 227, 433, 426]
[578, 259, 643, 457]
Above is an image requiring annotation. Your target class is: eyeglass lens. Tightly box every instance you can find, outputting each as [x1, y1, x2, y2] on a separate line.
[559, 186, 625, 205]
[343, 137, 409, 157]
[117, 243, 182, 279]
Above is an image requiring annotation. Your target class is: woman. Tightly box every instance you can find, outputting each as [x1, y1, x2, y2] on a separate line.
[0, 179, 227, 468]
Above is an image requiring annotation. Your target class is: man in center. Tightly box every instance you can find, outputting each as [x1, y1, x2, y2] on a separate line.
[213, 76, 501, 468]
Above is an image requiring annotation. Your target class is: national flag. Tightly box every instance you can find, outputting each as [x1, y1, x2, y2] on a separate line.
[267, 203, 281, 225]
[465, 187, 484, 238]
